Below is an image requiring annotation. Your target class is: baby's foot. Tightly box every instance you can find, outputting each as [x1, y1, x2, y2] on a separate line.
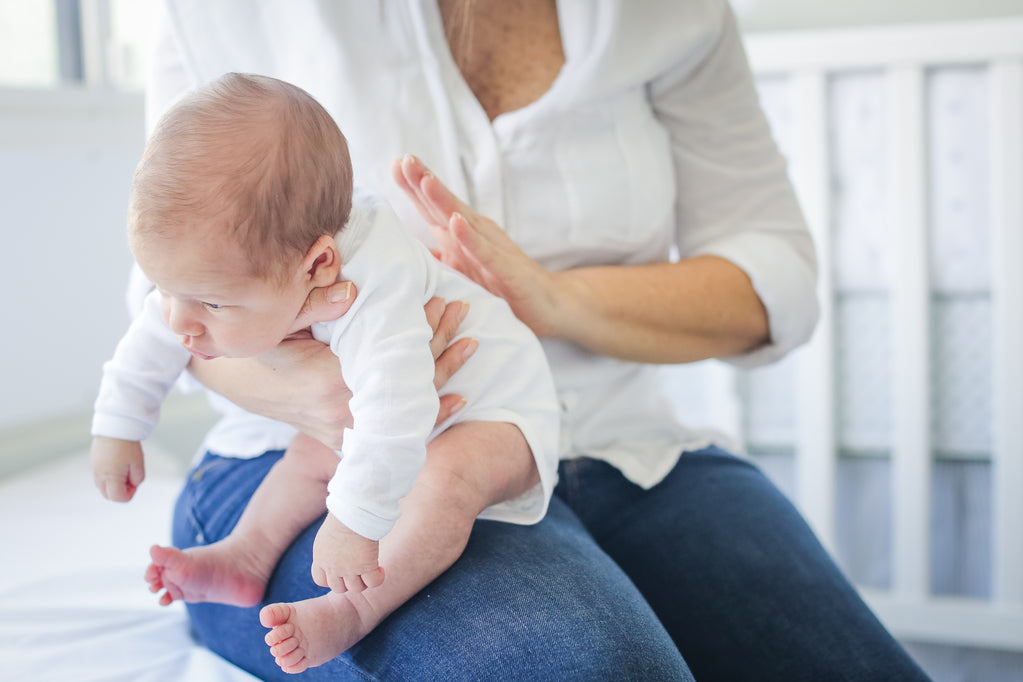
[145, 543, 270, 607]
[260, 593, 378, 674]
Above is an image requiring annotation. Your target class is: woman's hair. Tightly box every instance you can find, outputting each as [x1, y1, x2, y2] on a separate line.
[129, 72, 354, 283]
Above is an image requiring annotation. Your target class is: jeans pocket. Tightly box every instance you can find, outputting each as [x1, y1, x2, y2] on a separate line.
[172, 455, 235, 548]
[173, 450, 286, 550]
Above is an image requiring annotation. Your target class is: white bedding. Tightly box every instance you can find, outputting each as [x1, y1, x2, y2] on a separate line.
[0, 448, 259, 682]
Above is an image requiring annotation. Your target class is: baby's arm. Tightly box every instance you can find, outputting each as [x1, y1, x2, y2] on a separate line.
[91, 289, 191, 500]
[90, 436, 145, 502]
[315, 197, 443, 588]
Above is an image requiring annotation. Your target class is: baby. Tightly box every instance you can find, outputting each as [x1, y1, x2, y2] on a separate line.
[90, 73, 559, 673]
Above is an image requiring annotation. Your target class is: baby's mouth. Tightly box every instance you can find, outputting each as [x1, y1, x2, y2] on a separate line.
[184, 346, 216, 361]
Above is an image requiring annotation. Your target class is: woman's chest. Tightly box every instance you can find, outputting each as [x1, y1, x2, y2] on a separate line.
[438, 0, 565, 121]
[181, 2, 679, 268]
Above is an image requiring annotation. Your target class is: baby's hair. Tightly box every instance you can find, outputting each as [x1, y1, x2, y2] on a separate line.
[129, 72, 353, 283]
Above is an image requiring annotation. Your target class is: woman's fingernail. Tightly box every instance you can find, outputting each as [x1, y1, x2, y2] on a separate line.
[458, 301, 470, 323]
[463, 338, 479, 360]
[451, 397, 467, 414]
[329, 282, 353, 303]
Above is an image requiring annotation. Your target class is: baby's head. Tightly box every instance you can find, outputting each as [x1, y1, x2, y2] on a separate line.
[128, 73, 353, 359]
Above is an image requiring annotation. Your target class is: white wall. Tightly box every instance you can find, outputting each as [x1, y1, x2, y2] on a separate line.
[0, 87, 143, 465]
[737, 0, 1023, 32]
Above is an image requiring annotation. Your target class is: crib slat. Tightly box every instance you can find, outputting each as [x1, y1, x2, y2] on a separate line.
[786, 70, 838, 553]
[862, 589, 1023, 651]
[886, 65, 932, 602]
[989, 58, 1023, 609]
[745, 19, 1023, 652]
[745, 19, 1023, 74]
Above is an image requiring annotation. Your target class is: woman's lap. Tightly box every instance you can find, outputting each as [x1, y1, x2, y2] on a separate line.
[174, 447, 928, 681]
[556, 447, 929, 681]
[173, 450, 692, 682]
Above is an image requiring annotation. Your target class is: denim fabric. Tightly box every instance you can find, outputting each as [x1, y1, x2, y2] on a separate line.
[555, 448, 930, 682]
[173, 450, 692, 681]
[173, 447, 929, 681]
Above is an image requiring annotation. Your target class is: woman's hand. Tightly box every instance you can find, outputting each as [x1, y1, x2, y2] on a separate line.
[188, 281, 475, 449]
[392, 155, 562, 338]
[392, 155, 770, 364]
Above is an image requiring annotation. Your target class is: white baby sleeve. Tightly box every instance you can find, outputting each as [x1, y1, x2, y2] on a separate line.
[92, 289, 190, 441]
[319, 200, 440, 541]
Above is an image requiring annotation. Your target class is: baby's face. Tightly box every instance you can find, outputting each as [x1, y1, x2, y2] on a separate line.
[134, 230, 310, 360]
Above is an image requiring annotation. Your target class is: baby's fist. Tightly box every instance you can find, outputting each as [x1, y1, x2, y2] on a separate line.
[90, 436, 145, 502]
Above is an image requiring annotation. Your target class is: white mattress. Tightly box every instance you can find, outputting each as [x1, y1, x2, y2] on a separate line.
[0, 448, 259, 682]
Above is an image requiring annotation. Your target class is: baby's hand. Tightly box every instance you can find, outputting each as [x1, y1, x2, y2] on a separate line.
[90, 436, 145, 502]
[311, 513, 384, 593]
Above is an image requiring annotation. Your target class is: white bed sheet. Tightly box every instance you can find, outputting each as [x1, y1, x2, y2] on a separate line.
[0, 449, 260, 682]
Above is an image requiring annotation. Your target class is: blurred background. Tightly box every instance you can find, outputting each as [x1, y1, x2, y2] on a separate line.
[1, 2, 1021, 680]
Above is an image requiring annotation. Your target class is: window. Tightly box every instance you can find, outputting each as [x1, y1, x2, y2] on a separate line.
[0, 0, 158, 90]
[0, 1, 60, 87]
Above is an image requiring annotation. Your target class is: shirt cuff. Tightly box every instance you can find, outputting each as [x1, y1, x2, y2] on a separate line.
[698, 227, 820, 368]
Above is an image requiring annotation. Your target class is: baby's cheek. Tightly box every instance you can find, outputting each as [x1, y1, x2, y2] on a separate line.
[220, 327, 277, 358]
[159, 296, 172, 327]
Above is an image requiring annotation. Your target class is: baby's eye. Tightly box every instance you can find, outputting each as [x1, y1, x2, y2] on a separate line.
[201, 301, 224, 311]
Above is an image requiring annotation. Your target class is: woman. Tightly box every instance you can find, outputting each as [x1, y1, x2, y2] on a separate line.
[144, 1, 929, 679]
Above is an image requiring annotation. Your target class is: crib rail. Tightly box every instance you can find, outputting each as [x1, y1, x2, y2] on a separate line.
[742, 18, 1023, 651]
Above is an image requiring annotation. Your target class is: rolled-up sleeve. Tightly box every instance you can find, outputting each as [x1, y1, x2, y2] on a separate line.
[651, 1, 819, 368]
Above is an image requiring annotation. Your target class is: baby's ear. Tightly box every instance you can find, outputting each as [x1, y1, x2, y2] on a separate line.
[304, 235, 341, 286]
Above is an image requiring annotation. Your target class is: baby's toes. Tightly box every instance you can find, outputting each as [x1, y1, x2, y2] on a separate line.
[269, 634, 300, 658]
[260, 602, 294, 629]
[264, 622, 295, 646]
[276, 649, 309, 674]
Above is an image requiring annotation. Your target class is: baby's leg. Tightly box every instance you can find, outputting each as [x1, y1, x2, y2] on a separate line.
[146, 434, 338, 607]
[261, 421, 536, 674]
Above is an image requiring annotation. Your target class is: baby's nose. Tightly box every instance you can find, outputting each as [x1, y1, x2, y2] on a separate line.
[167, 303, 204, 337]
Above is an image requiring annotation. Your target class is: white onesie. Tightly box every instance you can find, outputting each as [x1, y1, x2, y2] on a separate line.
[93, 188, 560, 541]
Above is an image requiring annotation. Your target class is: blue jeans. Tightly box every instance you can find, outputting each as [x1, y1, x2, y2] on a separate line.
[173, 447, 928, 681]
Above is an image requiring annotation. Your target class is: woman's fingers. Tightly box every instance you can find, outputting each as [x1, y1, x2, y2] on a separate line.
[434, 335, 474, 426]
[392, 155, 442, 227]
[429, 298, 475, 395]
[435, 336, 477, 387]
[424, 296, 446, 333]
[436, 392, 468, 425]
[293, 280, 356, 329]
[429, 300, 468, 358]
[418, 164, 469, 218]
[422, 296, 473, 423]
[393, 156, 485, 275]
[394, 154, 472, 228]
[395, 156, 558, 337]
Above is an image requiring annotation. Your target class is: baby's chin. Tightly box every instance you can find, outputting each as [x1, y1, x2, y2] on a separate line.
[211, 344, 282, 360]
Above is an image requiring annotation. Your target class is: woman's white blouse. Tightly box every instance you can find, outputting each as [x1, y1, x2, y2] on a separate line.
[138, 0, 818, 487]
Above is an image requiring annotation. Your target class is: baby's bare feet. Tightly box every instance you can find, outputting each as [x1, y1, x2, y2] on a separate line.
[145, 543, 270, 607]
[260, 592, 378, 674]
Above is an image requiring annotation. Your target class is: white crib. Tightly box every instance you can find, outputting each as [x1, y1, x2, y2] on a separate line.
[681, 18, 1023, 653]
